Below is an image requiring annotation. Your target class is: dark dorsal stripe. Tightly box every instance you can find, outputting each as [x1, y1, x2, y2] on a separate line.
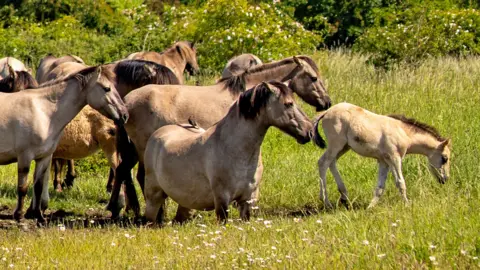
[388, 114, 445, 141]
[114, 60, 180, 87]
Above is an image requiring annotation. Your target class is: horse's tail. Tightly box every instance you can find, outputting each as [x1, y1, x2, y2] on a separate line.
[311, 111, 327, 149]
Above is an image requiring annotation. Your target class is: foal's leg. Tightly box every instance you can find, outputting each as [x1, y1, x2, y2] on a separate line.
[318, 142, 347, 209]
[213, 182, 230, 224]
[388, 158, 409, 204]
[367, 161, 389, 209]
[14, 155, 32, 221]
[329, 146, 350, 208]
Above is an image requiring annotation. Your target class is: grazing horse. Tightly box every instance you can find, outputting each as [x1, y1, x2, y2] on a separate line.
[126, 41, 199, 84]
[36, 54, 85, 83]
[0, 57, 30, 79]
[221, 54, 262, 78]
[108, 55, 331, 219]
[0, 65, 38, 93]
[46, 60, 180, 192]
[312, 102, 451, 209]
[144, 81, 312, 224]
[0, 66, 128, 222]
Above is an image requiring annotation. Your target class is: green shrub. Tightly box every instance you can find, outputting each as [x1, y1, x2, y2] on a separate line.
[354, 8, 480, 67]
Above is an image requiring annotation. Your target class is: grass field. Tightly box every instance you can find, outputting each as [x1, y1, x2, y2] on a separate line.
[0, 51, 479, 269]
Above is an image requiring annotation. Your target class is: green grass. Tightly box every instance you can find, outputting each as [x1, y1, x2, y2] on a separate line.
[0, 51, 479, 269]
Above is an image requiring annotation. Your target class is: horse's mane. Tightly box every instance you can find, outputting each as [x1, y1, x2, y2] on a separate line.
[238, 81, 291, 119]
[40, 65, 114, 88]
[0, 71, 38, 92]
[114, 60, 180, 87]
[388, 114, 445, 141]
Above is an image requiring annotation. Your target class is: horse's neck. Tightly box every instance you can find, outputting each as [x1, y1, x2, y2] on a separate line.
[41, 81, 87, 136]
[211, 106, 268, 158]
[244, 62, 297, 88]
[405, 130, 441, 156]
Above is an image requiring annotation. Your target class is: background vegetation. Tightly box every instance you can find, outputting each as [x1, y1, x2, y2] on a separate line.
[1, 0, 480, 70]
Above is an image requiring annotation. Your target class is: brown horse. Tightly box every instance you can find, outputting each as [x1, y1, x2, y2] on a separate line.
[36, 54, 85, 83]
[46, 60, 180, 192]
[0, 64, 38, 93]
[0, 66, 128, 222]
[126, 41, 199, 84]
[108, 55, 331, 218]
[144, 81, 312, 224]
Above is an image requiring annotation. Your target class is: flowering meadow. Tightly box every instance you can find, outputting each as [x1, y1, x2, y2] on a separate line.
[0, 51, 478, 268]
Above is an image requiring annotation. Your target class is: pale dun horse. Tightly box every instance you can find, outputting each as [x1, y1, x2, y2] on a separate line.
[144, 81, 313, 224]
[312, 103, 451, 209]
[0, 66, 128, 223]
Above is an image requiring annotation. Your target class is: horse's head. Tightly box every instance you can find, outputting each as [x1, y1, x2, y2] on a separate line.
[176, 41, 199, 76]
[428, 138, 452, 184]
[82, 66, 129, 125]
[238, 81, 312, 144]
[288, 56, 331, 112]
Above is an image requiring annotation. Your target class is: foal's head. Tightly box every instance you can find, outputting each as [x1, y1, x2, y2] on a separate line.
[288, 56, 331, 112]
[238, 81, 312, 144]
[428, 138, 451, 184]
[77, 66, 129, 125]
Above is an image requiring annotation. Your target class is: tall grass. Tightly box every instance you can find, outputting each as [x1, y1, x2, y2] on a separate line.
[0, 51, 479, 268]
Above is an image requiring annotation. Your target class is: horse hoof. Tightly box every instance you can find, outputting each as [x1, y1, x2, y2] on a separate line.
[13, 210, 24, 222]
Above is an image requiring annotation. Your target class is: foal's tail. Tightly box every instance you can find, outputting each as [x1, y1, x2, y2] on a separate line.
[311, 112, 327, 149]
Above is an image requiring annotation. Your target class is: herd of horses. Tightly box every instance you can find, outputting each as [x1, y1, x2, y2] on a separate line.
[0, 40, 451, 225]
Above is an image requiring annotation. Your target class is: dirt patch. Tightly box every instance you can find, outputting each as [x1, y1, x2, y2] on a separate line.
[0, 206, 145, 231]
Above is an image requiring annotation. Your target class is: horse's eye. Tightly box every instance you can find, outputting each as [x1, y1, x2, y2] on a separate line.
[285, 102, 294, 108]
[310, 76, 318, 82]
[103, 87, 111, 92]
[441, 155, 448, 164]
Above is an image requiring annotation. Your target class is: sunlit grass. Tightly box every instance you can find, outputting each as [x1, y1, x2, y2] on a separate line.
[0, 51, 479, 268]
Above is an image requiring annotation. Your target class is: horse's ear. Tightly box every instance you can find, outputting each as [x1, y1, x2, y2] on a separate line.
[440, 138, 452, 148]
[85, 66, 101, 89]
[176, 45, 184, 59]
[293, 56, 303, 67]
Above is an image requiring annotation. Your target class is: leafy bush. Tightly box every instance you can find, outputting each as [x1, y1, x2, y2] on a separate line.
[354, 8, 480, 67]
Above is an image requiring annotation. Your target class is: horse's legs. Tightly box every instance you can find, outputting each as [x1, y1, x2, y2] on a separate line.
[30, 156, 52, 223]
[213, 184, 230, 224]
[144, 187, 167, 225]
[367, 161, 389, 209]
[318, 141, 347, 209]
[388, 158, 409, 204]
[250, 154, 263, 206]
[106, 149, 138, 219]
[136, 161, 145, 195]
[173, 206, 195, 224]
[106, 168, 115, 193]
[52, 159, 63, 192]
[13, 155, 32, 221]
[237, 200, 251, 221]
[64, 159, 76, 188]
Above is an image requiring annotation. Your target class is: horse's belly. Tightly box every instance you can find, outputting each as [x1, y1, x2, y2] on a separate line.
[159, 173, 215, 210]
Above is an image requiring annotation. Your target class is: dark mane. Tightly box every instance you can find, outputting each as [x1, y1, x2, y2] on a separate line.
[0, 71, 38, 92]
[218, 72, 247, 95]
[114, 60, 180, 88]
[40, 65, 114, 88]
[388, 114, 445, 141]
[238, 81, 291, 119]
